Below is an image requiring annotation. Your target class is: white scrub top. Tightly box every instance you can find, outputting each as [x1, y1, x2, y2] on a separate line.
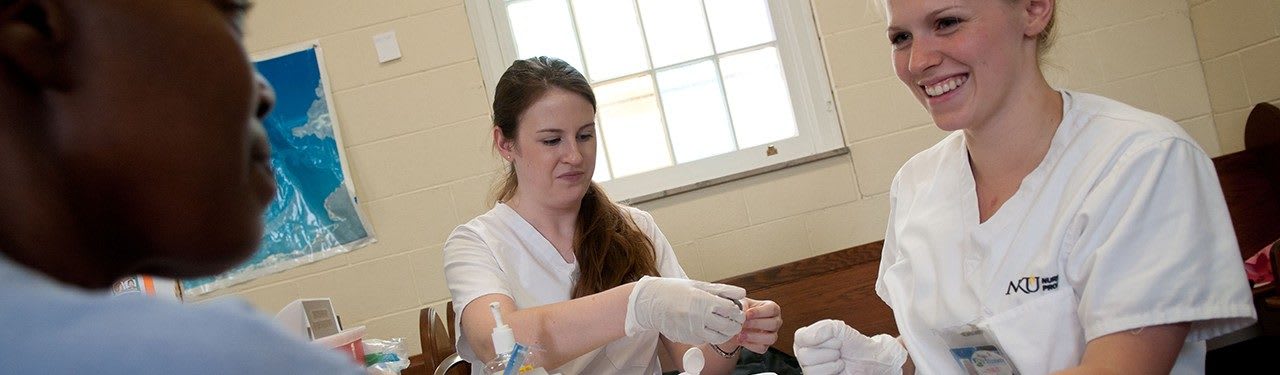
[444, 203, 686, 375]
[876, 91, 1256, 374]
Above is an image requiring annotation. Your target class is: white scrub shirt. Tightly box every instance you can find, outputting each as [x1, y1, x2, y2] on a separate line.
[444, 203, 686, 375]
[876, 91, 1256, 374]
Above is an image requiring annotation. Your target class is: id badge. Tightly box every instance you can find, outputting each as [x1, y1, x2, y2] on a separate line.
[935, 323, 1018, 375]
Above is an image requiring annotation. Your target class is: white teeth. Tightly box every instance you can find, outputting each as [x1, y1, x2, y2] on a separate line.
[923, 75, 967, 97]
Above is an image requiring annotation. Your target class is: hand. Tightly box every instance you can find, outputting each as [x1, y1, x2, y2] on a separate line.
[729, 298, 781, 353]
[625, 276, 746, 345]
[793, 319, 906, 375]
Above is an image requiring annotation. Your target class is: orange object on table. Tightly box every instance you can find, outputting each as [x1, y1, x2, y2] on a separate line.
[315, 325, 367, 365]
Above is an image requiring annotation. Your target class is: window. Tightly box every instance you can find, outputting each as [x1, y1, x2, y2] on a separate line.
[467, 0, 841, 202]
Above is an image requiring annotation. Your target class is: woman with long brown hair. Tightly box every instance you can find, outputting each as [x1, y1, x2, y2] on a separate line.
[444, 56, 782, 374]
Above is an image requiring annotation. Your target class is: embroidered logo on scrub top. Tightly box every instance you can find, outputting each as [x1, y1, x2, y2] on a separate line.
[1004, 274, 1058, 295]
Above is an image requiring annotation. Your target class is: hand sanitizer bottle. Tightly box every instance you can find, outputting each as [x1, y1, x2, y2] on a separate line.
[484, 301, 516, 375]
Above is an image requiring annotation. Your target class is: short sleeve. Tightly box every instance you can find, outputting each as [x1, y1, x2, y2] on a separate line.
[625, 207, 688, 279]
[1067, 137, 1256, 341]
[442, 225, 511, 318]
[876, 173, 903, 308]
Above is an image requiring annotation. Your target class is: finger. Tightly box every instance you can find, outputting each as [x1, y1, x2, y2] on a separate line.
[744, 300, 780, 319]
[795, 347, 841, 366]
[794, 323, 839, 347]
[743, 342, 769, 354]
[743, 316, 782, 332]
[793, 333, 843, 350]
[693, 281, 746, 300]
[711, 303, 745, 325]
[705, 311, 744, 339]
[737, 327, 773, 345]
[700, 328, 734, 344]
[800, 360, 846, 375]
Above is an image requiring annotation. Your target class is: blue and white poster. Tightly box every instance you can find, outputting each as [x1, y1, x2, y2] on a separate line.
[182, 45, 374, 296]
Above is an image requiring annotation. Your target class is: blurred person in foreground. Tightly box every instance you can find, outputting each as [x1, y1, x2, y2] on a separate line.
[0, 1, 364, 373]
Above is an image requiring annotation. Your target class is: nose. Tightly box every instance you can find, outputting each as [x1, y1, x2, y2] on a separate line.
[253, 71, 277, 120]
[907, 36, 941, 75]
[563, 139, 583, 165]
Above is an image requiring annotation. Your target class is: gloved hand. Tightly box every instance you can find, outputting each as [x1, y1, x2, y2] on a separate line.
[625, 276, 746, 345]
[793, 319, 907, 375]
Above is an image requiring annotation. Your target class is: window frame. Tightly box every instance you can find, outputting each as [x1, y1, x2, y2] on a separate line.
[465, 0, 843, 202]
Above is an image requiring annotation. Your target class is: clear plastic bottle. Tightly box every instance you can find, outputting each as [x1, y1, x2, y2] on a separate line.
[483, 302, 543, 375]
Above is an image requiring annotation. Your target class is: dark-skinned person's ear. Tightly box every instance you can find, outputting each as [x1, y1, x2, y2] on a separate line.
[0, 0, 72, 90]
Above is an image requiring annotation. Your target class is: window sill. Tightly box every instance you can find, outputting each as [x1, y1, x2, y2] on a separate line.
[618, 146, 849, 205]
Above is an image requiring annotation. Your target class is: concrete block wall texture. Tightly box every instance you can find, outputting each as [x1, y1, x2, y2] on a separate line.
[1189, 0, 1280, 153]
[191, 0, 1252, 355]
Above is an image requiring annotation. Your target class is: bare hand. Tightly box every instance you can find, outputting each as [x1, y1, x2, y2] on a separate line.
[734, 298, 781, 353]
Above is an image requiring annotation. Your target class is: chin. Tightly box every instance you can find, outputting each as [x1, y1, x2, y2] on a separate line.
[145, 227, 262, 278]
[928, 111, 971, 132]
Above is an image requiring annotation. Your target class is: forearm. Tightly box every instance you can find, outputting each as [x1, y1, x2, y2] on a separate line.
[1050, 323, 1189, 375]
[462, 283, 635, 369]
[664, 339, 740, 375]
[899, 336, 915, 374]
[699, 342, 741, 375]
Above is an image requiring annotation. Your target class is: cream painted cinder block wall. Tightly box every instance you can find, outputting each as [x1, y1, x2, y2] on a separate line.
[1189, 0, 1280, 153]
[196, 0, 1225, 355]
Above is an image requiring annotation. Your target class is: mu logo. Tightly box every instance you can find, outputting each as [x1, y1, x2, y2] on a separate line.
[1005, 274, 1059, 295]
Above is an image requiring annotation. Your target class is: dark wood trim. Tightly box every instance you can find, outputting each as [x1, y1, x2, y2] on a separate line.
[716, 241, 884, 291]
[404, 354, 427, 375]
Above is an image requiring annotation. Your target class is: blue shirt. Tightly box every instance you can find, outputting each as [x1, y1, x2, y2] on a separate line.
[0, 255, 365, 374]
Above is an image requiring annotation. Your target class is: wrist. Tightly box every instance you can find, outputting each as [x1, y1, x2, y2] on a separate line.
[708, 342, 741, 358]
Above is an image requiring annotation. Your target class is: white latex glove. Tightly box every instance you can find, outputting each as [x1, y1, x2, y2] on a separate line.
[625, 276, 746, 345]
[793, 319, 907, 375]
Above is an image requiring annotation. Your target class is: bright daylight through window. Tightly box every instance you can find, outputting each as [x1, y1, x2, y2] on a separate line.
[468, 0, 841, 201]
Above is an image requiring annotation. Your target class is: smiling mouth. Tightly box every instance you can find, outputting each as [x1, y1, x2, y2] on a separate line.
[922, 74, 968, 97]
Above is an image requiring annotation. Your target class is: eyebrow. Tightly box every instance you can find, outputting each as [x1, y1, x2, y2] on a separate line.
[535, 123, 596, 134]
[928, 5, 961, 20]
[886, 5, 963, 33]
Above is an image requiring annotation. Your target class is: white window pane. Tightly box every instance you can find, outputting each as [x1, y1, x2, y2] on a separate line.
[721, 47, 796, 149]
[704, 0, 775, 53]
[571, 0, 650, 81]
[637, 0, 713, 68]
[595, 75, 672, 178]
[508, 0, 586, 73]
[657, 61, 735, 163]
[592, 131, 611, 182]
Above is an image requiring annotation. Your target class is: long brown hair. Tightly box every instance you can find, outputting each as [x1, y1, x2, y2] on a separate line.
[491, 56, 659, 298]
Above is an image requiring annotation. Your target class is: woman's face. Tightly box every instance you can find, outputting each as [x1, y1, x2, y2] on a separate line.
[500, 88, 597, 210]
[59, 0, 277, 276]
[886, 0, 1035, 132]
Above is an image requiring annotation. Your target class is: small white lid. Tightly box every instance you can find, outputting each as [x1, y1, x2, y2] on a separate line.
[682, 346, 704, 375]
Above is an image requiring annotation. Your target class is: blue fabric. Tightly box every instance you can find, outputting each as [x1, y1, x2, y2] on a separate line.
[0, 255, 364, 375]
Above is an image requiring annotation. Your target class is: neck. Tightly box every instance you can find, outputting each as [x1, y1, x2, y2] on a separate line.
[0, 138, 122, 287]
[506, 193, 582, 245]
[963, 68, 1062, 182]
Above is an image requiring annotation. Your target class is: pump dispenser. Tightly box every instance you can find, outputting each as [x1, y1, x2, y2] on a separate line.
[489, 301, 515, 356]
